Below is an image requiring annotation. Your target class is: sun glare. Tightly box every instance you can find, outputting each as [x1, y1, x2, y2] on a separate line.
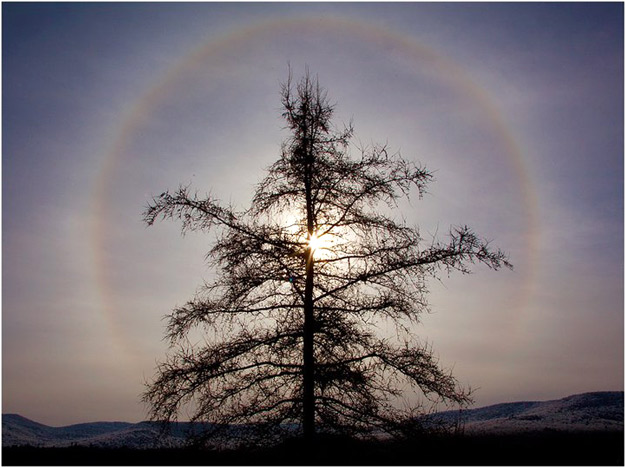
[308, 232, 331, 258]
[279, 211, 338, 260]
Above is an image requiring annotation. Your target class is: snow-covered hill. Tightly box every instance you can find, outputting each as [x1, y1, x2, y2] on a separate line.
[432, 391, 623, 434]
[2, 415, 188, 448]
[3, 392, 622, 447]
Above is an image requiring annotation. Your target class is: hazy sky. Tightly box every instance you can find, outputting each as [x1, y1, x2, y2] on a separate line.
[3, 2, 623, 426]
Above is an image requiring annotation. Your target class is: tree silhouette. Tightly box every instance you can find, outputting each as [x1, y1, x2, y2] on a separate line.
[142, 69, 511, 446]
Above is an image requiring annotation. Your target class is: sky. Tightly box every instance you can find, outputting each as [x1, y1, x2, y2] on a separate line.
[2, 2, 623, 426]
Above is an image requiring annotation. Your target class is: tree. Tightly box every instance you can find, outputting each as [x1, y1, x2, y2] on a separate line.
[142, 69, 511, 446]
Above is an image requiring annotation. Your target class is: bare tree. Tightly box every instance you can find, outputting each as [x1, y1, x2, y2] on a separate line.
[142, 69, 511, 446]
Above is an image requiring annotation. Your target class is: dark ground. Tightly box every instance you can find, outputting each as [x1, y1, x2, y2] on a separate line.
[3, 431, 623, 466]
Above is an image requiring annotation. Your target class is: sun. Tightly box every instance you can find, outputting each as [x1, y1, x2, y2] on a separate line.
[307, 232, 332, 258]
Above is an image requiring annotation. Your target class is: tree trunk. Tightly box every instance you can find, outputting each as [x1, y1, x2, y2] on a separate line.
[302, 126, 316, 445]
[303, 245, 315, 444]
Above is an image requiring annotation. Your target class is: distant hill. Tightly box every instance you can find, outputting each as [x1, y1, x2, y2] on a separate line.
[430, 391, 623, 434]
[1, 415, 188, 449]
[3, 391, 622, 448]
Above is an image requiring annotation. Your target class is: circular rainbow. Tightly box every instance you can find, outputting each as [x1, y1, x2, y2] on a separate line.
[91, 16, 539, 354]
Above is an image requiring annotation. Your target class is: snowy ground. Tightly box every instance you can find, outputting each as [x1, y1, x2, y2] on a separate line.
[3, 391, 622, 448]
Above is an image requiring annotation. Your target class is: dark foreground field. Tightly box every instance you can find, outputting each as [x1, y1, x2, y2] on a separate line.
[3, 431, 623, 466]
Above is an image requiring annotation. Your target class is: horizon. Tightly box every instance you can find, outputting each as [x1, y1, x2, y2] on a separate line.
[3, 2, 623, 427]
[5, 390, 624, 427]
